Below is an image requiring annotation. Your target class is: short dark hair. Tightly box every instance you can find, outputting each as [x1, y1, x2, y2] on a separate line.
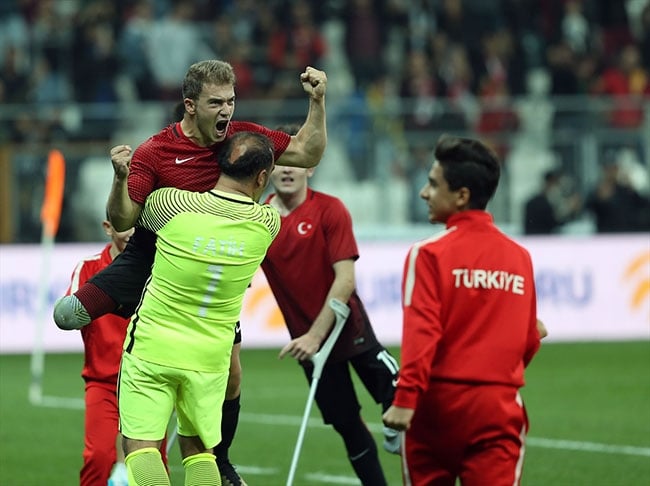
[434, 135, 501, 209]
[182, 60, 236, 100]
[219, 132, 274, 180]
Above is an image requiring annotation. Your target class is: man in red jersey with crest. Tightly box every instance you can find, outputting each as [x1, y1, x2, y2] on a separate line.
[261, 124, 399, 486]
[54, 60, 327, 486]
[383, 135, 543, 486]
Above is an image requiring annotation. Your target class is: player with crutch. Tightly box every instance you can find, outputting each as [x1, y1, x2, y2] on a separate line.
[263, 127, 400, 486]
[286, 298, 350, 486]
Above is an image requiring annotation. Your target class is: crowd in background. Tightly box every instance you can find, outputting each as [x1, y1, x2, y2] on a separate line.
[1, 0, 649, 241]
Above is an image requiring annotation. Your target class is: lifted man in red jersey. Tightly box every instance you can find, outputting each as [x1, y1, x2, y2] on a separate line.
[54, 60, 327, 486]
[383, 135, 543, 486]
[261, 124, 399, 486]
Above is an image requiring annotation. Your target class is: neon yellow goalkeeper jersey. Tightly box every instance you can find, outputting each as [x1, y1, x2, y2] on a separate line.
[124, 188, 280, 373]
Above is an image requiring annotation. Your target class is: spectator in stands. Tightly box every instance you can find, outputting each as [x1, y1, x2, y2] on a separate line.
[592, 0, 635, 59]
[436, 0, 485, 52]
[343, 0, 389, 90]
[117, 0, 155, 101]
[267, 0, 326, 100]
[406, 144, 433, 223]
[0, 46, 29, 104]
[71, 0, 119, 104]
[208, 16, 256, 99]
[641, 3, 650, 70]
[561, 0, 591, 55]
[475, 77, 519, 159]
[248, 2, 280, 92]
[586, 152, 650, 233]
[546, 41, 579, 96]
[399, 50, 444, 130]
[591, 43, 650, 129]
[145, 0, 216, 100]
[436, 43, 475, 131]
[524, 169, 582, 235]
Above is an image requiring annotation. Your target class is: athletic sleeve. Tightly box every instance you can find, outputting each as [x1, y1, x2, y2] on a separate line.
[261, 204, 281, 241]
[394, 244, 443, 409]
[127, 138, 159, 205]
[137, 188, 180, 234]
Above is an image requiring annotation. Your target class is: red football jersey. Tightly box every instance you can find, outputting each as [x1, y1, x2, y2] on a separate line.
[262, 189, 379, 362]
[128, 121, 291, 204]
[65, 244, 129, 384]
[394, 211, 540, 409]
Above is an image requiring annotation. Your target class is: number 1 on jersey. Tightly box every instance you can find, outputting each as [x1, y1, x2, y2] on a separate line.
[199, 264, 223, 317]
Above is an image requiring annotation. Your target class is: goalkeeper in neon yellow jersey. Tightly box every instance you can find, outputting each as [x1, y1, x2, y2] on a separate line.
[117, 131, 279, 486]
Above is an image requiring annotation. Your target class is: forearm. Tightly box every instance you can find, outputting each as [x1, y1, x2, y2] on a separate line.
[274, 67, 328, 168]
[107, 175, 141, 231]
[309, 273, 353, 343]
[295, 96, 326, 167]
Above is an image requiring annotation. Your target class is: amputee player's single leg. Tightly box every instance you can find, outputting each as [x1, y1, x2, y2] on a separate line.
[304, 361, 388, 486]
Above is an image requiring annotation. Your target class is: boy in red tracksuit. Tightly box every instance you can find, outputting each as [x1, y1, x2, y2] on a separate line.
[63, 219, 167, 486]
[383, 135, 542, 486]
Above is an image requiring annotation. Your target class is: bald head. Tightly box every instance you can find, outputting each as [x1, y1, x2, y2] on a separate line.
[219, 131, 275, 180]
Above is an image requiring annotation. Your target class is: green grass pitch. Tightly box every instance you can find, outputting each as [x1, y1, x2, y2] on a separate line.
[1, 342, 648, 485]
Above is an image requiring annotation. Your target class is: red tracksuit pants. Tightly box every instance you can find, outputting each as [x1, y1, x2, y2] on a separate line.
[403, 381, 528, 486]
[80, 382, 168, 486]
[80, 382, 121, 486]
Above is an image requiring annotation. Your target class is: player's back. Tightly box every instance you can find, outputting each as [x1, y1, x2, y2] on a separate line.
[412, 211, 537, 386]
[126, 187, 280, 372]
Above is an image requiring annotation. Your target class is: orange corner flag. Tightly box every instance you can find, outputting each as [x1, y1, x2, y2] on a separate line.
[40, 149, 66, 238]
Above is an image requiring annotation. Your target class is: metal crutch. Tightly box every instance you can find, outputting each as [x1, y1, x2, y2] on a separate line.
[286, 298, 351, 486]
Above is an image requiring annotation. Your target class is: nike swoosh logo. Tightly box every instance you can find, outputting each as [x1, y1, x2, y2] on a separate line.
[175, 156, 195, 164]
[392, 378, 399, 387]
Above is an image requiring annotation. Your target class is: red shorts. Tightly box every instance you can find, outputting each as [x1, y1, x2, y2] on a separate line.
[404, 381, 528, 486]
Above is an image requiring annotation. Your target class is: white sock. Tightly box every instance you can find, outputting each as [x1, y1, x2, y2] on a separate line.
[108, 462, 128, 486]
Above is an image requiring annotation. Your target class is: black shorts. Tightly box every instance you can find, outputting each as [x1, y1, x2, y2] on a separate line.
[233, 321, 242, 345]
[88, 227, 156, 318]
[300, 345, 398, 426]
[89, 227, 242, 346]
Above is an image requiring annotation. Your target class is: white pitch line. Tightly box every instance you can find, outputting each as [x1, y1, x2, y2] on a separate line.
[31, 400, 650, 458]
[304, 472, 361, 485]
[526, 437, 650, 457]
[31, 395, 85, 409]
[168, 465, 279, 476]
[169, 466, 361, 485]
[240, 412, 650, 458]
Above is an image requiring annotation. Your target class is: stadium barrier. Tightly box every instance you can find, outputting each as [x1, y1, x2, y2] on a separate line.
[1, 234, 648, 353]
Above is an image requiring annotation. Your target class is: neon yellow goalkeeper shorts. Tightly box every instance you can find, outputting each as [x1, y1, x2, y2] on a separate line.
[118, 351, 227, 449]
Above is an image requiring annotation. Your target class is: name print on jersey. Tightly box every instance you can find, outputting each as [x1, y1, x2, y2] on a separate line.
[451, 268, 525, 295]
[192, 236, 245, 257]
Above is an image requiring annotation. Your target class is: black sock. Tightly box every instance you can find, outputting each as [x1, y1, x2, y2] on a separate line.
[213, 395, 241, 465]
[334, 419, 387, 486]
[349, 440, 387, 486]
